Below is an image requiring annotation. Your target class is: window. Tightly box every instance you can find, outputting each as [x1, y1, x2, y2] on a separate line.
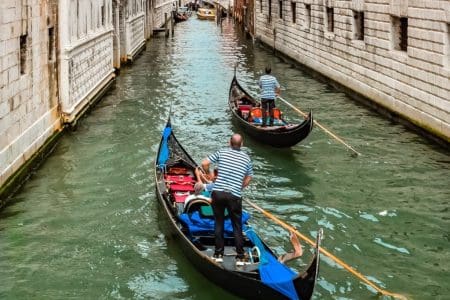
[305, 4, 311, 28]
[326, 6, 334, 32]
[268, 0, 272, 22]
[279, 0, 282, 19]
[20, 34, 27, 74]
[446, 24, 450, 68]
[353, 10, 364, 40]
[48, 27, 54, 61]
[260, 0, 263, 12]
[392, 16, 408, 51]
[101, 3, 105, 26]
[291, 2, 296, 23]
[76, 0, 80, 38]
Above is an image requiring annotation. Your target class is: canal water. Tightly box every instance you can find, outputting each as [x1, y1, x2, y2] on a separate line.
[1, 17, 449, 300]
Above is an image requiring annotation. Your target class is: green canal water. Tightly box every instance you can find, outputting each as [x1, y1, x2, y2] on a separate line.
[1, 17, 449, 299]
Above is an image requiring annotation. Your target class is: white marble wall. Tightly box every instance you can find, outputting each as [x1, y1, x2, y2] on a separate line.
[59, 0, 116, 123]
[153, 0, 176, 29]
[255, 0, 450, 141]
[124, 0, 146, 59]
[0, 0, 61, 186]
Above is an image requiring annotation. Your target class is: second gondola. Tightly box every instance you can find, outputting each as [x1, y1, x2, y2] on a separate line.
[229, 76, 313, 147]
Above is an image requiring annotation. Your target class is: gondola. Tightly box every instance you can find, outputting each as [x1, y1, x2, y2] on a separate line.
[229, 76, 314, 147]
[174, 7, 191, 23]
[154, 118, 321, 299]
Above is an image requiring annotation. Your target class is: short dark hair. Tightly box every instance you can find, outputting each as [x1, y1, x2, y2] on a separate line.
[265, 66, 272, 74]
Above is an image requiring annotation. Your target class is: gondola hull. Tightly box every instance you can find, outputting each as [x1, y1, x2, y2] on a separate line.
[155, 190, 305, 299]
[154, 119, 320, 299]
[229, 76, 313, 148]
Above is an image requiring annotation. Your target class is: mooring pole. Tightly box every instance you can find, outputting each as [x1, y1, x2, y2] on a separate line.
[164, 13, 169, 37]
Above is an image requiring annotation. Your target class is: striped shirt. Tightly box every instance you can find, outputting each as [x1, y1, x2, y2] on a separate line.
[207, 148, 253, 198]
[259, 74, 280, 100]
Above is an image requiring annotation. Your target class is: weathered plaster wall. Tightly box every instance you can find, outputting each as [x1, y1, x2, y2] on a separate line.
[255, 0, 450, 142]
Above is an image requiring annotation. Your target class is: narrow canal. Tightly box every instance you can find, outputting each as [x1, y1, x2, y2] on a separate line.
[1, 17, 449, 299]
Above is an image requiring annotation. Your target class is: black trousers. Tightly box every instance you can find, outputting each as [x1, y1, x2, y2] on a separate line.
[261, 98, 275, 126]
[211, 190, 245, 258]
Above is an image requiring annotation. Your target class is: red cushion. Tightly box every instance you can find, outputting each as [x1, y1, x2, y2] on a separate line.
[239, 105, 253, 111]
[165, 175, 195, 183]
[173, 192, 190, 203]
[170, 184, 195, 192]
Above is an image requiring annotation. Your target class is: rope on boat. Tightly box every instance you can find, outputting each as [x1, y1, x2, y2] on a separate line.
[243, 198, 408, 300]
[276, 96, 361, 157]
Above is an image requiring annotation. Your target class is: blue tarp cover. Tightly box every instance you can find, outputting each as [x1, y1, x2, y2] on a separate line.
[179, 211, 250, 235]
[245, 229, 299, 300]
[157, 126, 172, 167]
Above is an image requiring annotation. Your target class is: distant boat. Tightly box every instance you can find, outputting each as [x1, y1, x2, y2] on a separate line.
[229, 76, 314, 147]
[174, 6, 191, 23]
[155, 117, 321, 300]
[197, 8, 215, 20]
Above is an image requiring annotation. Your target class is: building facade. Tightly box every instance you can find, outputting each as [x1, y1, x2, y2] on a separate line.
[59, 0, 116, 124]
[255, 0, 450, 142]
[235, 0, 255, 36]
[0, 0, 61, 190]
[1, 0, 173, 200]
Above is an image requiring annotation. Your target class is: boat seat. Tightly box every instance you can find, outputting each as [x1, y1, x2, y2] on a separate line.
[168, 167, 190, 175]
[170, 183, 195, 192]
[238, 104, 253, 112]
[239, 105, 253, 120]
[173, 191, 190, 203]
[184, 198, 211, 214]
[165, 175, 195, 184]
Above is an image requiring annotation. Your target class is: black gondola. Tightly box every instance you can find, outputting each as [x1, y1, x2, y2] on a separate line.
[229, 76, 313, 147]
[154, 118, 321, 299]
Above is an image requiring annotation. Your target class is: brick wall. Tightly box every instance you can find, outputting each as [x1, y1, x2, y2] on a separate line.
[255, 0, 450, 141]
[0, 0, 61, 187]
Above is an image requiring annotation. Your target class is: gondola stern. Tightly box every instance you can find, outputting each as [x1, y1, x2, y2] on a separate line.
[293, 228, 322, 300]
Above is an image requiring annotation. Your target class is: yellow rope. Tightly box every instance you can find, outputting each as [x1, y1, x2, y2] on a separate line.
[277, 96, 361, 156]
[244, 199, 408, 300]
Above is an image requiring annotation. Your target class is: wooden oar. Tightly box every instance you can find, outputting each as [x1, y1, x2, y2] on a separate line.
[243, 198, 408, 300]
[277, 96, 361, 157]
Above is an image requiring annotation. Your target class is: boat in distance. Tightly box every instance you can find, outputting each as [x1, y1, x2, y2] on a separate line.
[229, 76, 313, 147]
[154, 118, 321, 299]
[197, 8, 215, 20]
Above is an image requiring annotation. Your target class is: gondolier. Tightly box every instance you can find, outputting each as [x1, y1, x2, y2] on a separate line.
[229, 75, 313, 147]
[259, 66, 281, 127]
[201, 133, 253, 264]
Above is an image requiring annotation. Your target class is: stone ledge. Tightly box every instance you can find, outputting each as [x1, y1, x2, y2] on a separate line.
[0, 128, 64, 209]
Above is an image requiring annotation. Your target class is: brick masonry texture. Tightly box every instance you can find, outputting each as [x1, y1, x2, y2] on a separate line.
[255, 0, 450, 141]
[0, 0, 61, 187]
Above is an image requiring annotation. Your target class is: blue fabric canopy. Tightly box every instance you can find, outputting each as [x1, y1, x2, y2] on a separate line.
[245, 229, 299, 300]
[179, 211, 250, 235]
[157, 126, 172, 167]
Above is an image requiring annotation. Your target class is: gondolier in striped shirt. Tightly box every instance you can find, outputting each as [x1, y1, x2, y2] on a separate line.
[258, 66, 281, 127]
[201, 133, 253, 264]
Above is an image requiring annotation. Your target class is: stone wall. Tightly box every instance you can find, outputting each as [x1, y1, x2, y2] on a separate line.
[153, 0, 176, 29]
[255, 0, 450, 142]
[59, 0, 116, 123]
[0, 0, 61, 187]
[124, 0, 146, 60]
